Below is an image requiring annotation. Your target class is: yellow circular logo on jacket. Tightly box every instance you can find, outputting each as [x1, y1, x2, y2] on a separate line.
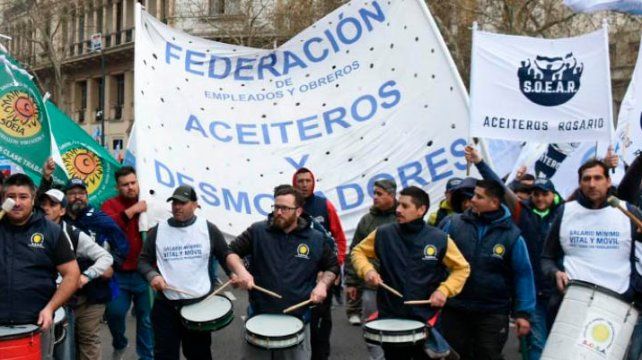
[0, 90, 42, 138]
[493, 244, 505, 258]
[296, 244, 310, 259]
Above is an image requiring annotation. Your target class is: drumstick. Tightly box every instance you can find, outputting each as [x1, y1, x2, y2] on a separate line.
[283, 299, 312, 314]
[165, 287, 199, 297]
[380, 282, 403, 298]
[253, 284, 283, 299]
[204, 280, 232, 301]
[404, 300, 432, 305]
[607, 196, 642, 230]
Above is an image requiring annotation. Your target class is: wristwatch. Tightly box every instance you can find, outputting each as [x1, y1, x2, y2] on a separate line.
[83, 269, 98, 281]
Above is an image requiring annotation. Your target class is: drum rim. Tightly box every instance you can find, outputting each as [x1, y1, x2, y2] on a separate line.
[182, 312, 234, 331]
[181, 308, 234, 326]
[245, 314, 305, 338]
[245, 331, 305, 350]
[568, 280, 631, 303]
[0, 324, 40, 340]
[363, 318, 426, 333]
[179, 295, 233, 321]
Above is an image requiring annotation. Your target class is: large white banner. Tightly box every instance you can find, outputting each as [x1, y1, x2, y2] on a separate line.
[614, 36, 642, 165]
[565, 0, 642, 14]
[134, 1, 473, 238]
[470, 28, 613, 143]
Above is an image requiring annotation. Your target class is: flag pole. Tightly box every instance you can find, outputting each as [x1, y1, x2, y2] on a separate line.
[467, 22, 479, 176]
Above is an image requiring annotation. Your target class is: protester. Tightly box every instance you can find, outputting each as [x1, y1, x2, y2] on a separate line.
[230, 185, 340, 359]
[138, 184, 252, 359]
[293, 167, 346, 360]
[441, 179, 535, 360]
[466, 145, 563, 359]
[0, 174, 80, 360]
[101, 166, 153, 360]
[542, 159, 642, 298]
[45, 177, 130, 360]
[427, 177, 462, 226]
[344, 180, 397, 359]
[352, 186, 470, 359]
[40, 188, 114, 360]
[436, 177, 477, 228]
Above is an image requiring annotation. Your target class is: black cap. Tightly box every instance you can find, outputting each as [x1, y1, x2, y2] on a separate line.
[452, 177, 477, 198]
[532, 179, 555, 192]
[65, 178, 87, 191]
[446, 177, 463, 192]
[166, 185, 198, 202]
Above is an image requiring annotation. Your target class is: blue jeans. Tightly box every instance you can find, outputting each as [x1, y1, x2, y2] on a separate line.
[106, 272, 154, 360]
[528, 301, 551, 360]
[628, 317, 642, 360]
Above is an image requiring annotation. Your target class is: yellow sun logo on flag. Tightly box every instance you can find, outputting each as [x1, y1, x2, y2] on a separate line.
[62, 148, 104, 195]
[0, 90, 42, 138]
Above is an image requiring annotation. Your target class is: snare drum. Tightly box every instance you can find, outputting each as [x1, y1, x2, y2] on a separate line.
[363, 318, 426, 346]
[0, 324, 41, 359]
[245, 314, 305, 349]
[542, 280, 639, 360]
[53, 307, 67, 345]
[180, 295, 234, 332]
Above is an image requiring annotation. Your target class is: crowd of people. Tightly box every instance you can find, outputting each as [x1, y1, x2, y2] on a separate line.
[0, 144, 641, 360]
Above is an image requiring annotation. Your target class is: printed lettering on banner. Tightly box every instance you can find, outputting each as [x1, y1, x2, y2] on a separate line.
[470, 28, 613, 143]
[133, 0, 477, 239]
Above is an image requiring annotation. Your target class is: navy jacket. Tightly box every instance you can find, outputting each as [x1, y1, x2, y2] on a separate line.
[230, 215, 339, 319]
[0, 211, 75, 324]
[443, 206, 536, 316]
[375, 220, 448, 323]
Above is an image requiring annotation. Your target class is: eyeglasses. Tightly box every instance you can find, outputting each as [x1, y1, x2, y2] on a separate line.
[272, 205, 297, 213]
[66, 191, 87, 198]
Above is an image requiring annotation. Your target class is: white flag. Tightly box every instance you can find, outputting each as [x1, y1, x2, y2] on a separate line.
[564, 0, 642, 14]
[134, 0, 474, 238]
[470, 28, 613, 143]
[614, 36, 642, 165]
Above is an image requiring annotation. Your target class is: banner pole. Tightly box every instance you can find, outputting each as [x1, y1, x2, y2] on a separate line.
[467, 22, 479, 176]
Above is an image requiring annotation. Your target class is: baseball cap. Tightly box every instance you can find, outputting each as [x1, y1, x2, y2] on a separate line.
[532, 179, 555, 193]
[65, 178, 87, 191]
[446, 177, 463, 192]
[374, 179, 397, 195]
[42, 189, 68, 208]
[452, 177, 477, 198]
[166, 185, 198, 202]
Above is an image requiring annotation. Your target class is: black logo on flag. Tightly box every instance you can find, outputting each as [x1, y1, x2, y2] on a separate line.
[518, 53, 583, 106]
[534, 143, 580, 179]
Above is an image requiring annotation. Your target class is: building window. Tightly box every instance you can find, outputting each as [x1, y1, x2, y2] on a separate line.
[210, 0, 241, 15]
[114, 74, 125, 120]
[77, 81, 87, 123]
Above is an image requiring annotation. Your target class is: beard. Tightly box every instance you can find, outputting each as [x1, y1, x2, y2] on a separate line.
[274, 213, 296, 230]
[69, 200, 86, 215]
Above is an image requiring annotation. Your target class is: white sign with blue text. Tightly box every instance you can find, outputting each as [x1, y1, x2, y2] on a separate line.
[133, 1, 473, 238]
[470, 28, 613, 143]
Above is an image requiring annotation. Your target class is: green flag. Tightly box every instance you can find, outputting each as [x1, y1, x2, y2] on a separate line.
[0, 49, 52, 179]
[47, 101, 120, 207]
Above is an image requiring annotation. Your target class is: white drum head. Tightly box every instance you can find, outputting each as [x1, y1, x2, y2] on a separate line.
[54, 308, 66, 324]
[181, 295, 232, 322]
[0, 324, 39, 338]
[246, 314, 303, 337]
[365, 319, 425, 332]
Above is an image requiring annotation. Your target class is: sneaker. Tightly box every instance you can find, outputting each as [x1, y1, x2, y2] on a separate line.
[348, 314, 361, 326]
[112, 347, 127, 360]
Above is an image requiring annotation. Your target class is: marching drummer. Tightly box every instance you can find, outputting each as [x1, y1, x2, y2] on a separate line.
[138, 185, 253, 360]
[351, 186, 470, 360]
[542, 159, 642, 301]
[0, 174, 80, 359]
[229, 184, 340, 359]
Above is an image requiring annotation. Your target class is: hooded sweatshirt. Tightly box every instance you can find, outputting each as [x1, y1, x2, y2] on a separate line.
[293, 168, 347, 264]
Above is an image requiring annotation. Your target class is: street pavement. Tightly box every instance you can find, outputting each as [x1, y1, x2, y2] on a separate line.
[99, 284, 522, 359]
